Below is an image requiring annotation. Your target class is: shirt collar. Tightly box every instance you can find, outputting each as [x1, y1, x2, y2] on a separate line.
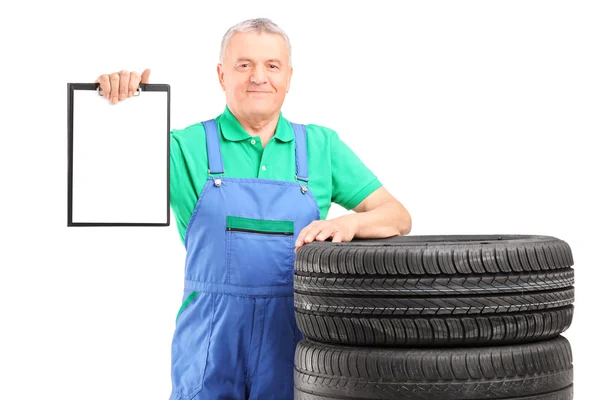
[218, 105, 294, 143]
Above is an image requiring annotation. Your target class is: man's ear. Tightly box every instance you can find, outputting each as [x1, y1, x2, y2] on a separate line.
[286, 67, 293, 93]
[217, 64, 226, 91]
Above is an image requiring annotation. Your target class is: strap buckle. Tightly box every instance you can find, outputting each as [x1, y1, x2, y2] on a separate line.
[208, 168, 225, 176]
[295, 174, 308, 183]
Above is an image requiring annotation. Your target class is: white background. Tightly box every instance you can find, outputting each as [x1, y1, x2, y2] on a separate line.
[1, 1, 598, 399]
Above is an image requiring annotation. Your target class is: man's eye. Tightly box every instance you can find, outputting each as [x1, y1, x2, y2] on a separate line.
[240, 64, 249, 68]
[269, 64, 278, 69]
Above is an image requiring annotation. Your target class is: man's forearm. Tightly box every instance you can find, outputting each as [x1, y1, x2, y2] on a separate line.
[337, 202, 412, 239]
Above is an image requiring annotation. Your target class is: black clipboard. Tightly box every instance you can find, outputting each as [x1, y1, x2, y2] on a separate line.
[67, 82, 170, 227]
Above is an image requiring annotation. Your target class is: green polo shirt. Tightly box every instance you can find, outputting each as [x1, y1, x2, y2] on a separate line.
[169, 106, 382, 244]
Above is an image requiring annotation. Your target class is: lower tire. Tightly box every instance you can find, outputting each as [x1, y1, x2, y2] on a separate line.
[294, 336, 573, 400]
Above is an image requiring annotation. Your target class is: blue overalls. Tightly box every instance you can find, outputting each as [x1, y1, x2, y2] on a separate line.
[169, 119, 320, 400]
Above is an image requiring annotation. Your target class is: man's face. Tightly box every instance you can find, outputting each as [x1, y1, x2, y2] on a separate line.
[218, 31, 293, 120]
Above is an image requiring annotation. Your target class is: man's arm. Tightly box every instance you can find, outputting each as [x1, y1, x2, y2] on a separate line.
[347, 186, 412, 238]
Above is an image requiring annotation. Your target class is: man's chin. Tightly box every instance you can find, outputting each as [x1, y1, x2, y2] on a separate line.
[245, 104, 279, 117]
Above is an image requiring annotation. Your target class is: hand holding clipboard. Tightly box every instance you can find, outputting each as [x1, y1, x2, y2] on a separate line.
[95, 68, 152, 105]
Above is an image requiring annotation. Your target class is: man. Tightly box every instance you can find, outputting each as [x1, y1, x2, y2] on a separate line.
[95, 18, 411, 400]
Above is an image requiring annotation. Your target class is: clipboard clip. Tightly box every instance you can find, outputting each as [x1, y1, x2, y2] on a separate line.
[97, 86, 141, 97]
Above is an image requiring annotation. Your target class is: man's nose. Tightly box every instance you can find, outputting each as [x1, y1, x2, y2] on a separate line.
[250, 65, 268, 84]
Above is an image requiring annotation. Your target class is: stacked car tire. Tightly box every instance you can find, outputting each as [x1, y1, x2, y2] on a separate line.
[293, 235, 575, 399]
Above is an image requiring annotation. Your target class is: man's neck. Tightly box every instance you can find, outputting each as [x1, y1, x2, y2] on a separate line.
[230, 107, 280, 146]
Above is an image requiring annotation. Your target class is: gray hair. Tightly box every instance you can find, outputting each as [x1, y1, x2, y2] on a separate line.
[219, 18, 292, 67]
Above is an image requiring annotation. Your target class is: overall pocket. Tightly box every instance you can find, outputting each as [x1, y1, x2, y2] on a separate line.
[171, 290, 212, 398]
[226, 216, 295, 286]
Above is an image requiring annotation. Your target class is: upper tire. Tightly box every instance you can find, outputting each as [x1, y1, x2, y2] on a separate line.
[294, 234, 574, 346]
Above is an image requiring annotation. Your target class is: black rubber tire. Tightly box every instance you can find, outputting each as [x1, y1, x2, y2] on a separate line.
[294, 336, 573, 400]
[295, 388, 573, 400]
[294, 234, 574, 346]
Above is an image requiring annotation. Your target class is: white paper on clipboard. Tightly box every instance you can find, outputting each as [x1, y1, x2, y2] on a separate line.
[67, 83, 170, 226]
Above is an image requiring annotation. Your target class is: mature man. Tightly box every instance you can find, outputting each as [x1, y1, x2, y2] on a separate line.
[95, 17, 411, 400]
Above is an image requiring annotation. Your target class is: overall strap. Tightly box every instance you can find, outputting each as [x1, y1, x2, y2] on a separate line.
[291, 122, 308, 183]
[202, 119, 224, 175]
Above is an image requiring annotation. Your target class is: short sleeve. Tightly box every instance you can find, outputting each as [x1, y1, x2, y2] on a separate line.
[169, 130, 182, 206]
[330, 131, 382, 210]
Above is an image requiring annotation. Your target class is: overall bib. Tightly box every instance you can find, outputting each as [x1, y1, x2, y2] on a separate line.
[169, 119, 320, 400]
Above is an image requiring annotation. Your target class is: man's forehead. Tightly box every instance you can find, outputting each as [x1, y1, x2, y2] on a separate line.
[234, 57, 283, 64]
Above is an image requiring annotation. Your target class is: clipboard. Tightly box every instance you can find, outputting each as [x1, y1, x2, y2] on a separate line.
[67, 82, 170, 227]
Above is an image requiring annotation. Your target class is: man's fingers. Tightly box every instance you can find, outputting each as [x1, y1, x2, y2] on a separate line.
[95, 75, 110, 100]
[295, 222, 316, 247]
[316, 228, 334, 241]
[129, 72, 141, 97]
[118, 70, 130, 101]
[296, 227, 344, 253]
[302, 224, 321, 243]
[109, 73, 120, 104]
[295, 228, 309, 248]
[331, 231, 343, 242]
[140, 68, 151, 83]
[96, 69, 148, 103]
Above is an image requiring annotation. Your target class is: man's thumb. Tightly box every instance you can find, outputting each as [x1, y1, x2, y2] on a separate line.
[141, 68, 151, 83]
